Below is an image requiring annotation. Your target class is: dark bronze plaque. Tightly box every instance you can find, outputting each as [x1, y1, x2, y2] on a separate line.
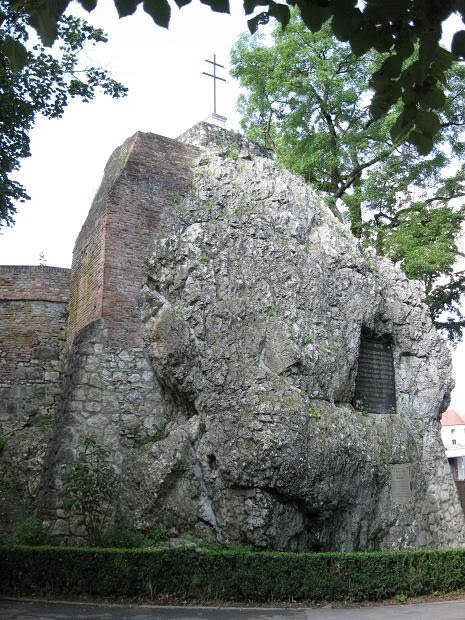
[353, 329, 396, 414]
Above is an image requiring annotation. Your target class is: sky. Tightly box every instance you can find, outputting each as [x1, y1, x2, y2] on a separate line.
[0, 0, 464, 411]
[0, 0, 246, 267]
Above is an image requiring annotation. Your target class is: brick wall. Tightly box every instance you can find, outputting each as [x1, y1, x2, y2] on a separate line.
[0, 266, 70, 526]
[0, 265, 69, 302]
[67, 132, 200, 345]
[67, 213, 106, 344]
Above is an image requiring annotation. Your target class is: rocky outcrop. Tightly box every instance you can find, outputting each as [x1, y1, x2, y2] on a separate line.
[132, 124, 464, 551]
[2, 124, 463, 551]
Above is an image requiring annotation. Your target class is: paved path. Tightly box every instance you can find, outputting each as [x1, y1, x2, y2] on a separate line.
[3, 599, 465, 620]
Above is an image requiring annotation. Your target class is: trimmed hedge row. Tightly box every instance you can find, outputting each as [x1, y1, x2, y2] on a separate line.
[2, 546, 465, 602]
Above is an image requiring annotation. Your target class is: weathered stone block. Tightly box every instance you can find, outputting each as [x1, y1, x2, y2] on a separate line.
[32, 345, 60, 361]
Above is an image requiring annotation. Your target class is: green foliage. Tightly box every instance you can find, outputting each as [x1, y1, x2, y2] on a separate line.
[4, 546, 465, 602]
[307, 407, 320, 419]
[225, 145, 239, 160]
[133, 424, 166, 448]
[265, 303, 283, 318]
[62, 437, 119, 546]
[8, 1, 465, 153]
[146, 526, 170, 546]
[13, 517, 49, 546]
[101, 526, 148, 549]
[0, 2, 127, 228]
[31, 415, 54, 429]
[231, 14, 465, 342]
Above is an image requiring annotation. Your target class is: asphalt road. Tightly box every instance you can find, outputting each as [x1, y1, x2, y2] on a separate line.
[3, 599, 465, 620]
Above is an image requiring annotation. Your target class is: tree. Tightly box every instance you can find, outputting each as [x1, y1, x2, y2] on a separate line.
[231, 16, 465, 342]
[0, 2, 127, 227]
[6, 1, 465, 153]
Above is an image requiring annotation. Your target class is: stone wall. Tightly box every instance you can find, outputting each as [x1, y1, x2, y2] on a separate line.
[39, 132, 201, 537]
[0, 266, 69, 526]
[0, 265, 70, 428]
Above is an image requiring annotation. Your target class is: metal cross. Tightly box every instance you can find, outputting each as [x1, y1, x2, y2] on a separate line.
[202, 53, 227, 116]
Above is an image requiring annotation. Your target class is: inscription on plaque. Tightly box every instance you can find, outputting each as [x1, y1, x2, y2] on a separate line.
[390, 464, 412, 505]
[353, 328, 396, 414]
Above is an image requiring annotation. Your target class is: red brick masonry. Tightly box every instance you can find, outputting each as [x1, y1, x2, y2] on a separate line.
[0, 265, 70, 302]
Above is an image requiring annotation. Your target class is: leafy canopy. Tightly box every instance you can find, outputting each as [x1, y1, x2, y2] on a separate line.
[0, 1, 127, 227]
[231, 14, 465, 342]
[6, 1, 465, 153]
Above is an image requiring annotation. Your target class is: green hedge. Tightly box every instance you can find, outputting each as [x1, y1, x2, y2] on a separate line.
[2, 546, 465, 602]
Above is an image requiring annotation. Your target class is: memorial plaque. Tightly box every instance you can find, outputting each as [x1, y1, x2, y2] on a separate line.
[390, 464, 412, 505]
[353, 329, 396, 414]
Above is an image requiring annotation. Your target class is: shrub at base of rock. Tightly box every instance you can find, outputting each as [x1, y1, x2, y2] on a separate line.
[3, 546, 465, 603]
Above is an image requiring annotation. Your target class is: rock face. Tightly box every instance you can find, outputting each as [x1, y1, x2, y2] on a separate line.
[1, 123, 463, 551]
[132, 124, 464, 550]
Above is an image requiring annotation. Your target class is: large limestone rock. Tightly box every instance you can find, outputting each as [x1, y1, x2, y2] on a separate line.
[116, 124, 465, 551]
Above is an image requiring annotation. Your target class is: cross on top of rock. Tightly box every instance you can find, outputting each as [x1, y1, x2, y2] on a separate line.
[202, 53, 227, 125]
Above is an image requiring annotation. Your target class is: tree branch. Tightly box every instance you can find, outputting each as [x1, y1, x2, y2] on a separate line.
[335, 147, 395, 199]
[424, 192, 465, 204]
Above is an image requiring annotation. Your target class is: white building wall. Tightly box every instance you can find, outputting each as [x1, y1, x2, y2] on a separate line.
[441, 424, 465, 449]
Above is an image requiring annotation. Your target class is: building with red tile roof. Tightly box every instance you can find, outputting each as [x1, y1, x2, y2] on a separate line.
[442, 409, 465, 426]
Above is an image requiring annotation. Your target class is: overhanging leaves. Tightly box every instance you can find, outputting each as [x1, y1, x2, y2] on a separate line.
[331, 8, 363, 43]
[248, 11, 269, 34]
[114, 0, 141, 16]
[200, 0, 230, 13]
[243, 0, 269, 15]
[268, 0, 290, 29]
[4, 0, 465, 176]
[143, 0, 171, 28]
[407, 130, 433, 155]
[1, 36, 28, 71]
[415, 110, 441, 138]
[452, 30, 465, 59]
[78, 0, 98, 10]
[298, 3, 331, 33]
[379, 55, 402, 79]
[28, 9, 60, 46]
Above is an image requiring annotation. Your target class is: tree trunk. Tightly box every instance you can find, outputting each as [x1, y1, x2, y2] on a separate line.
[349, 173, 363, 238]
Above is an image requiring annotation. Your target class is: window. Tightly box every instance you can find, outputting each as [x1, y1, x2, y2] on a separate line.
[353, 327, 396, 414]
